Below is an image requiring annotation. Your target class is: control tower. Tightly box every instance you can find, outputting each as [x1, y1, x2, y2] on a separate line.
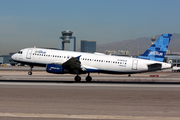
[151, 32, 156, 44]
[58, 30, 76, 51]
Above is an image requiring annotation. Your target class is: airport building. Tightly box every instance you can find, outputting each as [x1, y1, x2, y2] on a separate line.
[164, 53, 180, 67]
[0, 55, 11, 64]
[0, 53, 16, 66]
[81, 40, 96, 53]
[59, 30, 76, 51]
[105, 50, 129, 56]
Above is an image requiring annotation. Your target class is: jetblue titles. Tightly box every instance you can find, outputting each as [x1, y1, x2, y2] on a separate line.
[149, 51, 163, 56]
[35, 50, 46, 54]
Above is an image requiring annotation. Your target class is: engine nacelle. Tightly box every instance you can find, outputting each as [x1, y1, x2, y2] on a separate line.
[46, 64, 65, 74]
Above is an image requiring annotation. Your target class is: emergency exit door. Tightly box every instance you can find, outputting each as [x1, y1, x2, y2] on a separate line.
[132, 60, 138, 70]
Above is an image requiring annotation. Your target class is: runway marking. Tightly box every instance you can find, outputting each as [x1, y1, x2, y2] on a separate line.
[0, 113, 179, 120]
[0, 82, 180, 88]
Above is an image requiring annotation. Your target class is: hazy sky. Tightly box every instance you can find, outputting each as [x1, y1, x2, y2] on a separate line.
[0, 0, 180, 54]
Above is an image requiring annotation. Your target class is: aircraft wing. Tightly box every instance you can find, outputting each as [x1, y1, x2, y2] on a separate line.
[53, 56, 99, 73]
[53, 56, 85, 72]
[62, 57, 81, 69]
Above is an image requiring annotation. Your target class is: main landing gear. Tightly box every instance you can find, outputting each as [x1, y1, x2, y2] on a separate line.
[86, 73, 92, 82]
[74, 75, 81, 82]
[28, 66, 33, 75]
[74, 72, 92, 82]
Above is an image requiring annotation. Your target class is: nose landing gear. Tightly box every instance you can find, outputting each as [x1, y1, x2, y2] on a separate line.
[28, 66, 33, 75]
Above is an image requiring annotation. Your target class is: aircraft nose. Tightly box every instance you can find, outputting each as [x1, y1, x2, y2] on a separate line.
[11, 54, 16, 60]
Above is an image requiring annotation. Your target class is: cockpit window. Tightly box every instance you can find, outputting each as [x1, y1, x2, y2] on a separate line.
[18, 51, 23, 54]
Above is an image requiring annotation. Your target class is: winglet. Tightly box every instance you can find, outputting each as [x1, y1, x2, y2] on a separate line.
[76, 55, 81, 60]
[138, 33, 172, 62]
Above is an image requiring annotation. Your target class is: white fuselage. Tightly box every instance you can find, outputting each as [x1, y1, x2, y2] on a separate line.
[11, 48, 171, 74]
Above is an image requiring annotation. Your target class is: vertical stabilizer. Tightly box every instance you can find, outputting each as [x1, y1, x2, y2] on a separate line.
[138, 33, 172, 62]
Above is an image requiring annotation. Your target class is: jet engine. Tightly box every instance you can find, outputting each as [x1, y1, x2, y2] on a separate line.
[46, 64, 65, 74]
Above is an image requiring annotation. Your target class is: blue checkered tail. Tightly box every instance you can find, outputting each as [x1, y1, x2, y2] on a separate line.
[138, 33, 172, 62]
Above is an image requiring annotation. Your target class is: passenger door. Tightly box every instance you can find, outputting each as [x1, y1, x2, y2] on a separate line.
[26, 49, 32, 59]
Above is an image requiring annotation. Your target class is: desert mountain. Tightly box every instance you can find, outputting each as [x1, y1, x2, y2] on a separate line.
[96, 33, 180, 55]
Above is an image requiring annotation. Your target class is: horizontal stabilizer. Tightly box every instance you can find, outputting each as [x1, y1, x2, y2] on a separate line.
[148, 63, 162, 71]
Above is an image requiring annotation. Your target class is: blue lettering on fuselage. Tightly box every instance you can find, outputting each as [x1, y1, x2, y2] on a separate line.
[35, 50, 46, 54]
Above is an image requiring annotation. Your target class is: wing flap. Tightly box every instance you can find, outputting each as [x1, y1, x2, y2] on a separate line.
[82, 65, 100, 72]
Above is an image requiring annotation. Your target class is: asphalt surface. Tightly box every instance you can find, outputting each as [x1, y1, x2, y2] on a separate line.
[0, 66, 180, 120]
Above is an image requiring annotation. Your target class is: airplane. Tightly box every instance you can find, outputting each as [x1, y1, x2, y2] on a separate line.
[11, 33, 172, 82]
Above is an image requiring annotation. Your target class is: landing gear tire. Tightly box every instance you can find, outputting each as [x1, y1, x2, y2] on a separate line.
[28, 65, 33, 75]
[28, 71, 32, 75]
[86, 76, 92, 82]
[75, 75, 81, 82]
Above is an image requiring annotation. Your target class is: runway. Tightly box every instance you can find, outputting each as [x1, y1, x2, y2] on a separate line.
[0, 66, 180, 82]
[0, 66, 180, 119]
[0, 82, 180, 120]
